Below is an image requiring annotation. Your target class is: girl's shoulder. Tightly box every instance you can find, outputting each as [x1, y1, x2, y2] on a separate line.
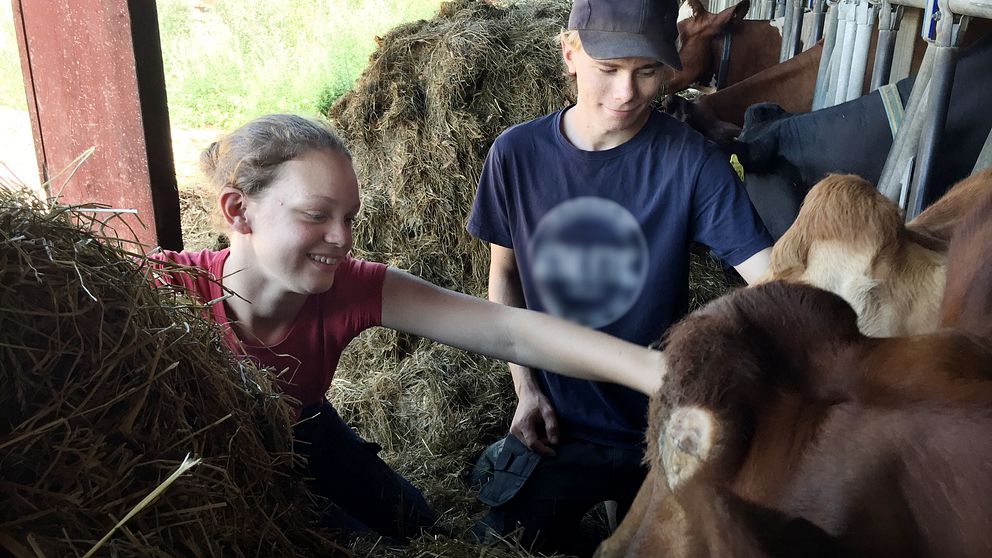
[146, 248, 230, 300]
[151, 248, 228, 270]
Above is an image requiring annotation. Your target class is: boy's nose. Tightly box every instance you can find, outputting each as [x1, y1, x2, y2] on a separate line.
[613, 75, 636, 102]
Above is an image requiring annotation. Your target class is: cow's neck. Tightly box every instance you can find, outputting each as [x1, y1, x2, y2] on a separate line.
[701, 43, 823, 126]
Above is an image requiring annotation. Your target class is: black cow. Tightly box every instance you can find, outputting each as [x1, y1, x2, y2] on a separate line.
[736, 32, 992, 239]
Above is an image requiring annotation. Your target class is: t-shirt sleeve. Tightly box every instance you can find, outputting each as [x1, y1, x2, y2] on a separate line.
[467, 139, 514, 249]
[336, 257, 388, 330]
[690, 149, 773, 266]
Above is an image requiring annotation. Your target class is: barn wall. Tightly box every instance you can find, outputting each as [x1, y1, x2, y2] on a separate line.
[12, 0, 182, 250]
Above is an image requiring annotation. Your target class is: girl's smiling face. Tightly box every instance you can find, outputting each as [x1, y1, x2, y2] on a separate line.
[240, 148, 360, 295]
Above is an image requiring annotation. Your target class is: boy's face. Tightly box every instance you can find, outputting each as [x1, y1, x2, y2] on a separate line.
[562, 40, 666, 136]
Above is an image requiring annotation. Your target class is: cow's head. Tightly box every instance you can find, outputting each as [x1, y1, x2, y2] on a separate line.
[660, 94, 742, 143]
[595, 283, 859, 557]
[663, 0, 751, 93]
[760, 174, 947, 337]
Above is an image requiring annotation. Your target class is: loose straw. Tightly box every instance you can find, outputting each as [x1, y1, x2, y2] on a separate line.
[82, 453, 202, 558]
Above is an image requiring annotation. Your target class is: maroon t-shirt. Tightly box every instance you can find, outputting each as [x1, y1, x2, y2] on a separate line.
[150, 248, 386, 409]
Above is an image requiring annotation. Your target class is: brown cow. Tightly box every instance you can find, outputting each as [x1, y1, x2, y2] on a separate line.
[936, 176, 992, 343]
[595, 184, 992, 558]
[906, 166, 992, 243]
[666, 0, 782, 94]
[669, 21, 992, 140]
[663, 42, 823, 139]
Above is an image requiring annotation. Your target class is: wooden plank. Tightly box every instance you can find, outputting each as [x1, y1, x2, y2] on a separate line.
[12, 0, 182, 250]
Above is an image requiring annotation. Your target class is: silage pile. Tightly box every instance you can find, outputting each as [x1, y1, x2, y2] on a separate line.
[0, 185, 341, 557]
[325, 0, 736, 549]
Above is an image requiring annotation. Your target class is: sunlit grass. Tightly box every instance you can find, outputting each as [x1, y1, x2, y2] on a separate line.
[157, 0, 444, 127]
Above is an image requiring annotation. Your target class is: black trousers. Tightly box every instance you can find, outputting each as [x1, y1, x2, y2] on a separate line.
[293, 401, 437, 541]
[472, 434, 647, 557]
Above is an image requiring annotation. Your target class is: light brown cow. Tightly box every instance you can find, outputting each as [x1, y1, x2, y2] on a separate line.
[757, 169, 992, 337]
[760, 173, 946, 336]
[595, 182, 992, 558]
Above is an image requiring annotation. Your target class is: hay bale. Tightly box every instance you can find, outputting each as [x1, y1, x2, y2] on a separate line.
[0, 184, 341, 557]
[332, 0, 574, 296]
[325, 0, 735, 549]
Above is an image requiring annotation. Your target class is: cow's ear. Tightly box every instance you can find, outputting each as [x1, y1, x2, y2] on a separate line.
[733, 0, 751, 20]
[715, 0, 746, 27]
[687, 0, 707, 18]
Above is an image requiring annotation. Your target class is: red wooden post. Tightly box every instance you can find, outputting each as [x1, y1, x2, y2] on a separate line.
[12, 0, 183, 250]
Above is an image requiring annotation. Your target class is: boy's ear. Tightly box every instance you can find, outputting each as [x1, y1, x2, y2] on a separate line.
[219, 186, 251, 234]
[561, 42, 578, 76]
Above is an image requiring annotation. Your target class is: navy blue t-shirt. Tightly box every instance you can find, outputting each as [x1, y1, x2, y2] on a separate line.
[467, 107, 771, 448]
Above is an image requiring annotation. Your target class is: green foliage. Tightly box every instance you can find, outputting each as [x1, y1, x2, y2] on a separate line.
[157, 0, 443, 127]
[0, 1, 442, 122]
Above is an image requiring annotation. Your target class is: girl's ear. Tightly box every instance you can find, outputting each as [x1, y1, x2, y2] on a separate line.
[219, 186, 252, 235]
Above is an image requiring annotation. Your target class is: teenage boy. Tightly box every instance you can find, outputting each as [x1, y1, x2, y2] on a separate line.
[467, 0, 773, 554]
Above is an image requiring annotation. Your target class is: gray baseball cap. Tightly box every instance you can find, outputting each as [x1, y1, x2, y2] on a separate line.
[568, 0, 683, 70]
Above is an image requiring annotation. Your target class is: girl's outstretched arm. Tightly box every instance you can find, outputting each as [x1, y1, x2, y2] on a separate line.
[380, 268, 666, 396]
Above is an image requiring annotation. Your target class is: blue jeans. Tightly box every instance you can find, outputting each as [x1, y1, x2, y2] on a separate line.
[293, 401, 437, 540]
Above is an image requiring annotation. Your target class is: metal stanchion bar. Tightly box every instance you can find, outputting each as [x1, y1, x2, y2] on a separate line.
[974, 128, 992, 173]
[789, 0, 806, 54]
[834, 0, 859, 105]
[870, 2, 904, 90]
[877, 46, 936, 201]
[945, 0, 992, 15]
[886, 0, 992, 18]
[846, 1, 877, 100]
[813, 1, 841, 109]
[782, 0, 798, 61]
[762, 0, 777, 19]
[907, 45, 958, 218]
[810, 0, 829, 41]
[900, 0, 972, 218]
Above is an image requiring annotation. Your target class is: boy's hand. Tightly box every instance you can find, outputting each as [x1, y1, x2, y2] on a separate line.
[510, 384, 559, 456]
